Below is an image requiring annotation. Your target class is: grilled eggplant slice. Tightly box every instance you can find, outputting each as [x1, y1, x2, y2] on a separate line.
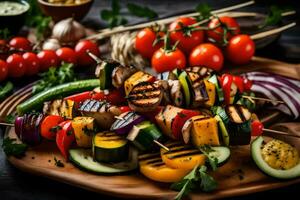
[127, 82, 163, 112]
[187, 71, 209, 108]
[112, 65, 137, 88]
[168, 80, 184, 107]
[185, 66, 213, 77]
[79, 99, 121, 130]
[43, 99, 75, 119]
[156, 80, 171, 105]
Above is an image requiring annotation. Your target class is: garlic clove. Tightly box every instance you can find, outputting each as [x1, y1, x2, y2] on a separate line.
[42, 38, 61, 51]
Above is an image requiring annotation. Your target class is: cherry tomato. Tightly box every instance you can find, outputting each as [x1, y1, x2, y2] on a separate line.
[189, 43, 224, 71]
[40, 115, 65, 140]
[74, 40, 100, 66]
[169, 17, 204, 54]
[226, 34, 255, 65]
[6, 54, 26, 78]
[0, 59, 8, 81]
[135, 27, 164, 59]
[56, 47, 77, 65]
[37, 50, 59, 71]
[151, 48, 186, 73]
[251, 120, 264, 136]
[0, 40, 8, 60]
[243, 77, 253, 91]
[9, 37, 32, 51]
[206, 16, 240, 43]
[22, 52, 40, 76]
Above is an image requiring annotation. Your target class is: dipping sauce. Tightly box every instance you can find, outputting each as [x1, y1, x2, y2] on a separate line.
[0, 1, 29, 16]
[46, 0, 90, 5]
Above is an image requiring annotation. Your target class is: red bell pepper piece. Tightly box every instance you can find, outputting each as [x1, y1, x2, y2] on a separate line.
[65, 89, 126, 105]
[40, 115, 65, 140]
[119, 106, 132, 113]
[233, 76, 244, 93]
[220, 74, 233, 105]
[56, 120, 75, 160]
[251, 120, 264, 136]
[242, 77, 253, 91]
[171, 109, 201, 140]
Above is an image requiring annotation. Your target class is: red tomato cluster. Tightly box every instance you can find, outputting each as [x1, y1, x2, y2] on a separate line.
[0, 38, 100, 82]
[135, 16, 255, 73]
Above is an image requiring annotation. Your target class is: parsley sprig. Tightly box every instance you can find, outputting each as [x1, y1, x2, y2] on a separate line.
[2, 138, 28, 157]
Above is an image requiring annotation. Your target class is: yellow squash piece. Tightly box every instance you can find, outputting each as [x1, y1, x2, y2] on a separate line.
[191, 115, 220, 147]
[203, 80, 216, 108]
[139, 153, 190, 183]
[161, 141, 206, 170]
[60, 100, 75, 119]
[72, 117, 95, 148]
[124, 71, 154, 95]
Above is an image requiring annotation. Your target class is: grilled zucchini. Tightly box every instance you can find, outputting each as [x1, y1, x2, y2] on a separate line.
[127, 82, 163, 112]
[95, 59, 120, 90]
[93, 131, 129, 163]
[79, 99, 121, 130]
[72, 117, 96, 148]
[185, 66, 213, 77]
[124, 71, 154, 95]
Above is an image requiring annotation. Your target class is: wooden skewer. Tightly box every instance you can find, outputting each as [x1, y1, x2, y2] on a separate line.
[86, 0, 255, 40]
[0, 122, 14, 127]
[263, 128, 300, 139]
[153, 140, 170, 151]
[250, 22, 296, 40]
[86, 50, 101, 63]
[242, 95, 285, 104]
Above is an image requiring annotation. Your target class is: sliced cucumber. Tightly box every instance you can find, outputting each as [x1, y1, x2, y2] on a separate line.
[209, 146, 231, 166]
[178, 71, 192, 107]
[69, 148, 138, 174]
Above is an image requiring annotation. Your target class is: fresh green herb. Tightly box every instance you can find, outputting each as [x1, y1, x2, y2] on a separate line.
[25, 0, 51, 40]
[32, 63, 75, 94]
[127, 3, 157, 19]
[54, 156, 64, 167]
[195, 3, 212, 21]
[0, 82, 14, 100]
[260, 5, 292, 28]
[2, 137, 28, 157]
[199, 145, 218, 171]
[4, 113, 16, 124]
[171, 165, 217, 200]
[50, 125, 62, 134]
[0, 28, 11, 40]
[101, 0, 128, 28]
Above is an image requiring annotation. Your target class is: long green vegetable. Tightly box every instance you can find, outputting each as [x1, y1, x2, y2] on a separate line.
[17, 79, 99, 115]
[0, 82, 13, 100]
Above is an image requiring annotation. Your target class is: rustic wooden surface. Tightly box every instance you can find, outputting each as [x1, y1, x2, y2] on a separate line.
[1, 0, 300, 200]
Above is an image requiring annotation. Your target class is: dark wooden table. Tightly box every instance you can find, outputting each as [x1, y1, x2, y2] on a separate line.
[1, 0, 300, 199]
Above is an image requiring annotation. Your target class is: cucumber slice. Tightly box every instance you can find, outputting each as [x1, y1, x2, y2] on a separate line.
[69, 148, 138, 174]
[209, 146, 231, 166]
[97, 60, 119, 90]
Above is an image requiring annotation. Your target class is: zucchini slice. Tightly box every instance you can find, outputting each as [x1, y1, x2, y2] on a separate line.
[95, 59, 120, 90]
[178, 71, 192, 107]
[93, 132, 129, 163]
[69, 148, 138, 174]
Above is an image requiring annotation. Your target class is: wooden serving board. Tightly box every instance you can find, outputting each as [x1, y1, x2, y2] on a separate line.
[2, 57, 300, 199]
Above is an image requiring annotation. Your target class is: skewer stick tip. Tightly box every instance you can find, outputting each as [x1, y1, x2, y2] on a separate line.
[153, 140, 170, 151]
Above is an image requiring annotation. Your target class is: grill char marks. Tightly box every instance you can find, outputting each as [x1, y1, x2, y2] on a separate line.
[79, 99, 121, 130]
[127, 82, 163, 112]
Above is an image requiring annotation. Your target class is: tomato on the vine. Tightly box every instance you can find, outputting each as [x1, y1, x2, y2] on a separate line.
[9, 37, 32, 51]
[0, 40, 8, 60]
[226, 34, 255, 65]
[56, 47, 77, 65]
[22, 52, 40, 76]
[151, 48, 186, 73]
[169, 17, 204, 54]
[6, 54, 26, 78]
[75, 40, 100, 66]
[0, 59, 8, 81]
[135, 27, 164, 59]
[206, 16, 240, 43]
[189, 43, 224, 71]
[37, 50, 59, 71]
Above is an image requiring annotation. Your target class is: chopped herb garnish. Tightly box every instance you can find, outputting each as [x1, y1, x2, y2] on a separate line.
[2, 137, 27, 157]
[199, 145, 218, 171]
[171, 165, 217, 200]
[54, 157, 64, 167]
[4, 113, 16, 124]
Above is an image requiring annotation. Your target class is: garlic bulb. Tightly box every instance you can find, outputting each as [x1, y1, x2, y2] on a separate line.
[42, 38, 61, 51]
[52, 18, 86, 45]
